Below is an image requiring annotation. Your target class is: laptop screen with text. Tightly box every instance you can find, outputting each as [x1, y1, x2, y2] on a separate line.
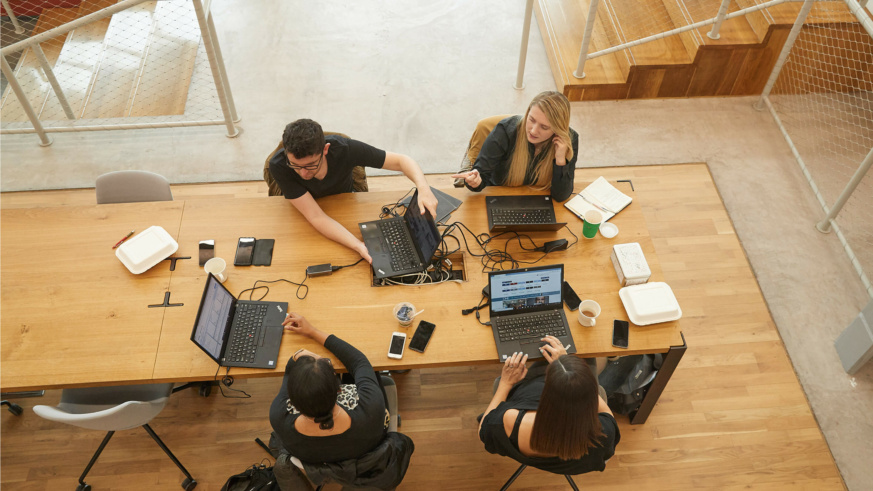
[191, 274, 234, 362]
[490, 265, 564, 315]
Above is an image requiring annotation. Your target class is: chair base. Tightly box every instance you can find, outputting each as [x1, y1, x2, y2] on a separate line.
[501, 463, 578, 491]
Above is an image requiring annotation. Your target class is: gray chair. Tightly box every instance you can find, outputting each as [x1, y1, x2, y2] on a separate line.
[33, 383, 196, 491]
[95, 170, 173, 204]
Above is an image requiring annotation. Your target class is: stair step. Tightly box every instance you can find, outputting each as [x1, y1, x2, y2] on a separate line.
[0, 7, 76, 122]
[80, 1, 157, 119]
[128, 0, 201, 117]
[605, 0, 692, 66]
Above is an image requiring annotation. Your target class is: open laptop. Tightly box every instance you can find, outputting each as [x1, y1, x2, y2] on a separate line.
[488, 264, 577, 361]
[190, 273, 288, 369]
[359, 188, 441, 279]
[486, 195, 566, 232]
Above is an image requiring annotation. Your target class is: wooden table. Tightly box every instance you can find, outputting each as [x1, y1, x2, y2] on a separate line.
[1, 184, 685, 424]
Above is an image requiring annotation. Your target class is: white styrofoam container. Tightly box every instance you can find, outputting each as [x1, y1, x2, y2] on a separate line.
[610, 242, 651, 286]
[619, 282, 682, 326]
[115, 226, 178, 274]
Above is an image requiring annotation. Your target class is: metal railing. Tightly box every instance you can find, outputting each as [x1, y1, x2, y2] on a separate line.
[0, 0, 238, 145]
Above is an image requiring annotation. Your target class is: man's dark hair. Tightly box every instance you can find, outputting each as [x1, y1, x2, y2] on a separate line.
[282, 119, 325, 159]
[286, 356, 340, 430]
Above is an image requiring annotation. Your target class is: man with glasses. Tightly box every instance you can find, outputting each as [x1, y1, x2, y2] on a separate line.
[268, 118, 438, 263]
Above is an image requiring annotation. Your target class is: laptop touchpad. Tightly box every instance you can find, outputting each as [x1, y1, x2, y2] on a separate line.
[365, 237, 386, 254]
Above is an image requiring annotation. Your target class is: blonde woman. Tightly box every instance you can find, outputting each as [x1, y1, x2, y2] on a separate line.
[452, 91, 578, 201]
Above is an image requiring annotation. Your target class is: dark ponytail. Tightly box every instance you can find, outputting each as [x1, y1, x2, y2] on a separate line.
[313, 412, 334, 430]
[286, 357, 340, 427]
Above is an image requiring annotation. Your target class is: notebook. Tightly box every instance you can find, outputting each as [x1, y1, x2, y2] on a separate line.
[488, 264, 577, 361]
[190, 273, 288, 369]
[564, 177, 632, 222]
[485, 195, 566, 232]
[399, 186, 463, 224]
[359, 188, 441, 279]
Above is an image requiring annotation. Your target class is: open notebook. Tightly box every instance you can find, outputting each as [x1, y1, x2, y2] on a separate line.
[564, 177, 632, 222]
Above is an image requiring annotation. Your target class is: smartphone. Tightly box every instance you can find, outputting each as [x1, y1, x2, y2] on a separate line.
[563, 281, 582, 311]
[387, 332, 407, 359]
[613, 320, 629, 349]
[198, 239, 215, 266]
[408, 320, 436, 353]
[234, 237, 256, 266]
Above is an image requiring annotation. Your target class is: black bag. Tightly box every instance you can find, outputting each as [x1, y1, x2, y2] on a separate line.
[221, 463, 279, 491]
[598, 354, 663, 415]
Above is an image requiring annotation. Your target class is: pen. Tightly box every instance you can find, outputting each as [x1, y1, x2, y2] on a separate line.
[112, 230, 135, 249]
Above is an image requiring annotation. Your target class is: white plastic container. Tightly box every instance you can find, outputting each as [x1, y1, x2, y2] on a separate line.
[611, 242, 651, 286]
[116, 226, 178, 274]
[619, 282, 682, 326]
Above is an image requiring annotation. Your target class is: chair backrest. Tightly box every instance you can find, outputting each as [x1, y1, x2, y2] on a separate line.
[264, 131, 368, 197]
[455, 114, 514, 187]
[33, 383, 174, 432]
[95, 170, 173, 204]
[301, 432, 414, 489]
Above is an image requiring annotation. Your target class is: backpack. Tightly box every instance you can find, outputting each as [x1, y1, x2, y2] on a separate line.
[221, 463, 279, 491]
[598, 354, 663, 415]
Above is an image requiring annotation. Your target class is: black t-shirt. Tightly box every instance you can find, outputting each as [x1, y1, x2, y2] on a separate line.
[269, 335, 387, 463]
[268, 134, 387, 200]
[478, 371, 620, 475]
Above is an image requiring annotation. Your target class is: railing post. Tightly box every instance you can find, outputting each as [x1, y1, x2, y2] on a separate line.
[32, 44, 76, 120]
[816, 146, 873, 233]
[1, 55, 52, 146]
[1, 0, 26, 34]
[191, 0, 239, 137]
[205, 11, 238, 122]
[754, 0, 814, 110]
[514, 0, 535, 90]
[573, 0, 601, 79]
[707, 0, 732, 40]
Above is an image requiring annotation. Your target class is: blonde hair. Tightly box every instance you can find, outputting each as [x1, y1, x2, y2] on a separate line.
[504, 91, 573, 190]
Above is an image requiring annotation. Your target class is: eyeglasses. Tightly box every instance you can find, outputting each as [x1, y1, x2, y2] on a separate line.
[287, 153, 324, 172]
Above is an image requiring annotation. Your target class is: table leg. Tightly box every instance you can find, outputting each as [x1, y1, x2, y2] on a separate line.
[630, 332, 686, 425]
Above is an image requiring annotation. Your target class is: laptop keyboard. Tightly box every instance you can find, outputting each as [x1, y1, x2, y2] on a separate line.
[227, 303, 268, 363]
[496, 311, 567, 345]
[380, 220, 420, 271]
[491, 208, 552, 225]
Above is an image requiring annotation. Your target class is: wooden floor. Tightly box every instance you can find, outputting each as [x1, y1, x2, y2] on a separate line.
[0, 165, 845, 490]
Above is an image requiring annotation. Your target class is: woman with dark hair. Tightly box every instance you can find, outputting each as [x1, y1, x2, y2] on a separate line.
[478, 336, 620, 474]
[269, 313, 388, 463]
[451, 91, 579, 201]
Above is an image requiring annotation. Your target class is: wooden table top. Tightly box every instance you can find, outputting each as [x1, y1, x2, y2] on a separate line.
[1, 183, 683, 390]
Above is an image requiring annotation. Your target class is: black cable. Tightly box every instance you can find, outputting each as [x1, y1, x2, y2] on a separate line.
[213, 365, 251, 399]
[239, 274, 309, 302]
[331, 258, 365, 272]
[379, 188, 416, 218]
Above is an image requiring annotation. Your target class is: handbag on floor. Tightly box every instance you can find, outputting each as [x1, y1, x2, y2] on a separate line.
[221, 462, 279, 491]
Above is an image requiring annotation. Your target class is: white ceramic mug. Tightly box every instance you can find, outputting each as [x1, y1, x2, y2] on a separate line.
[204, 257, 228, 283]
[577, 300, 602, 327]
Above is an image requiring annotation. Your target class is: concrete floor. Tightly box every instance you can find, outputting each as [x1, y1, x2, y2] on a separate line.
[1, 0, 871, 488]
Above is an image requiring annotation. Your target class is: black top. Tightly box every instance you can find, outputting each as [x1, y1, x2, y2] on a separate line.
[269, 335, 387, 463]
[268, 134, 387, 200]
[478, 371, 620, 475]
[470, 115, 579, 201]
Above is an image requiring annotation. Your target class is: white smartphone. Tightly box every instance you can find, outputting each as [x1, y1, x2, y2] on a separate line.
[387, 332, 407, 359]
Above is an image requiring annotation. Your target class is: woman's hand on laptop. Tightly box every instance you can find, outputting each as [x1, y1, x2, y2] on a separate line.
[283, 312, 316, 336]
[355, 240, 373, 264]
[450, 169, 481, 188]
[418, 187, 439, 219]
[539, 335, 568, 362]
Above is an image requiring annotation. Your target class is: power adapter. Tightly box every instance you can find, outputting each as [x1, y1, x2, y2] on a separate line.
[540, 239, 568, 253]
[306, 263, 333, 277]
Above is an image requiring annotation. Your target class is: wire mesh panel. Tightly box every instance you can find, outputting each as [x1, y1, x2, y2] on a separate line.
[768, 2, 873, 291]
[0, 0, 224, 131]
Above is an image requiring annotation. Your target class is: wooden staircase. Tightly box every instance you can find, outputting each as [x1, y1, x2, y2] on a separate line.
[535, 0, 864, 101]
[1, 0, 202, 123]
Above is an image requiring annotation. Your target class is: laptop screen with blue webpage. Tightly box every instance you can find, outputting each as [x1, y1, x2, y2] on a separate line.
[489, 265, 564, 316]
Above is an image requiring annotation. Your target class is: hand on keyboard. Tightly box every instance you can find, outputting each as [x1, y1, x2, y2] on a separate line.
[539, 335, 568, 363]
[499, 352, 529, 387]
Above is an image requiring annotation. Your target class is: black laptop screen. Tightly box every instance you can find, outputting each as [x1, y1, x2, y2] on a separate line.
[404, 190, 441, 263]
[490, 266, 563, 314]
[191, 274, 234, 361]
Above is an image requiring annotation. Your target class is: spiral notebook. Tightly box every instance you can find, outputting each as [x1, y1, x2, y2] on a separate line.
[564, 177, 632, 222]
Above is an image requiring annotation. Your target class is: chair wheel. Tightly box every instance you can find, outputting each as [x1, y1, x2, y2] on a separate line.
[7, 403, 23, 416]
[182, 477, 197, 490]
[77, 483, 92, 491]
[396, 415, 401, 427]
[198, 384, 211, 397]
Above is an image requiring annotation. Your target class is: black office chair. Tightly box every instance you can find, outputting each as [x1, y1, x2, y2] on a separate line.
[501, 464, 579, 491]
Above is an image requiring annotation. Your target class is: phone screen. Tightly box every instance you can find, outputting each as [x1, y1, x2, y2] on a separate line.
[199, 240, 215, 266]
[409, 321, 435, 353]
[234, 237, 256, 266]
[389, 334, 406, 356]
[563, 281, 582, 311]
[613, 320, 629, 348]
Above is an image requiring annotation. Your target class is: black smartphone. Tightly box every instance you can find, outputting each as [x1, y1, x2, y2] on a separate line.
[613, 320, 629, 349]
[563, 281, 582, 311]
[234, 237, 256, 266]
[409, 320, 436, 353]
[198, 239, 214, 266]
[252, 239, 275, 266]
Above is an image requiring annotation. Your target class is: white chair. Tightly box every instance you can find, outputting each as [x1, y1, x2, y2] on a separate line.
[33, 383, 196, 491]
[95, 170, 173, 204]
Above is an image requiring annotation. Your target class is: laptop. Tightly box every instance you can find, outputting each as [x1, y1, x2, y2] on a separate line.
[488, 264, 577, 361]
[359, 188, 441, 279]
[190, 273, 289, 369]
[399, 186, 463, 224]
[486, 195, 567, 232]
